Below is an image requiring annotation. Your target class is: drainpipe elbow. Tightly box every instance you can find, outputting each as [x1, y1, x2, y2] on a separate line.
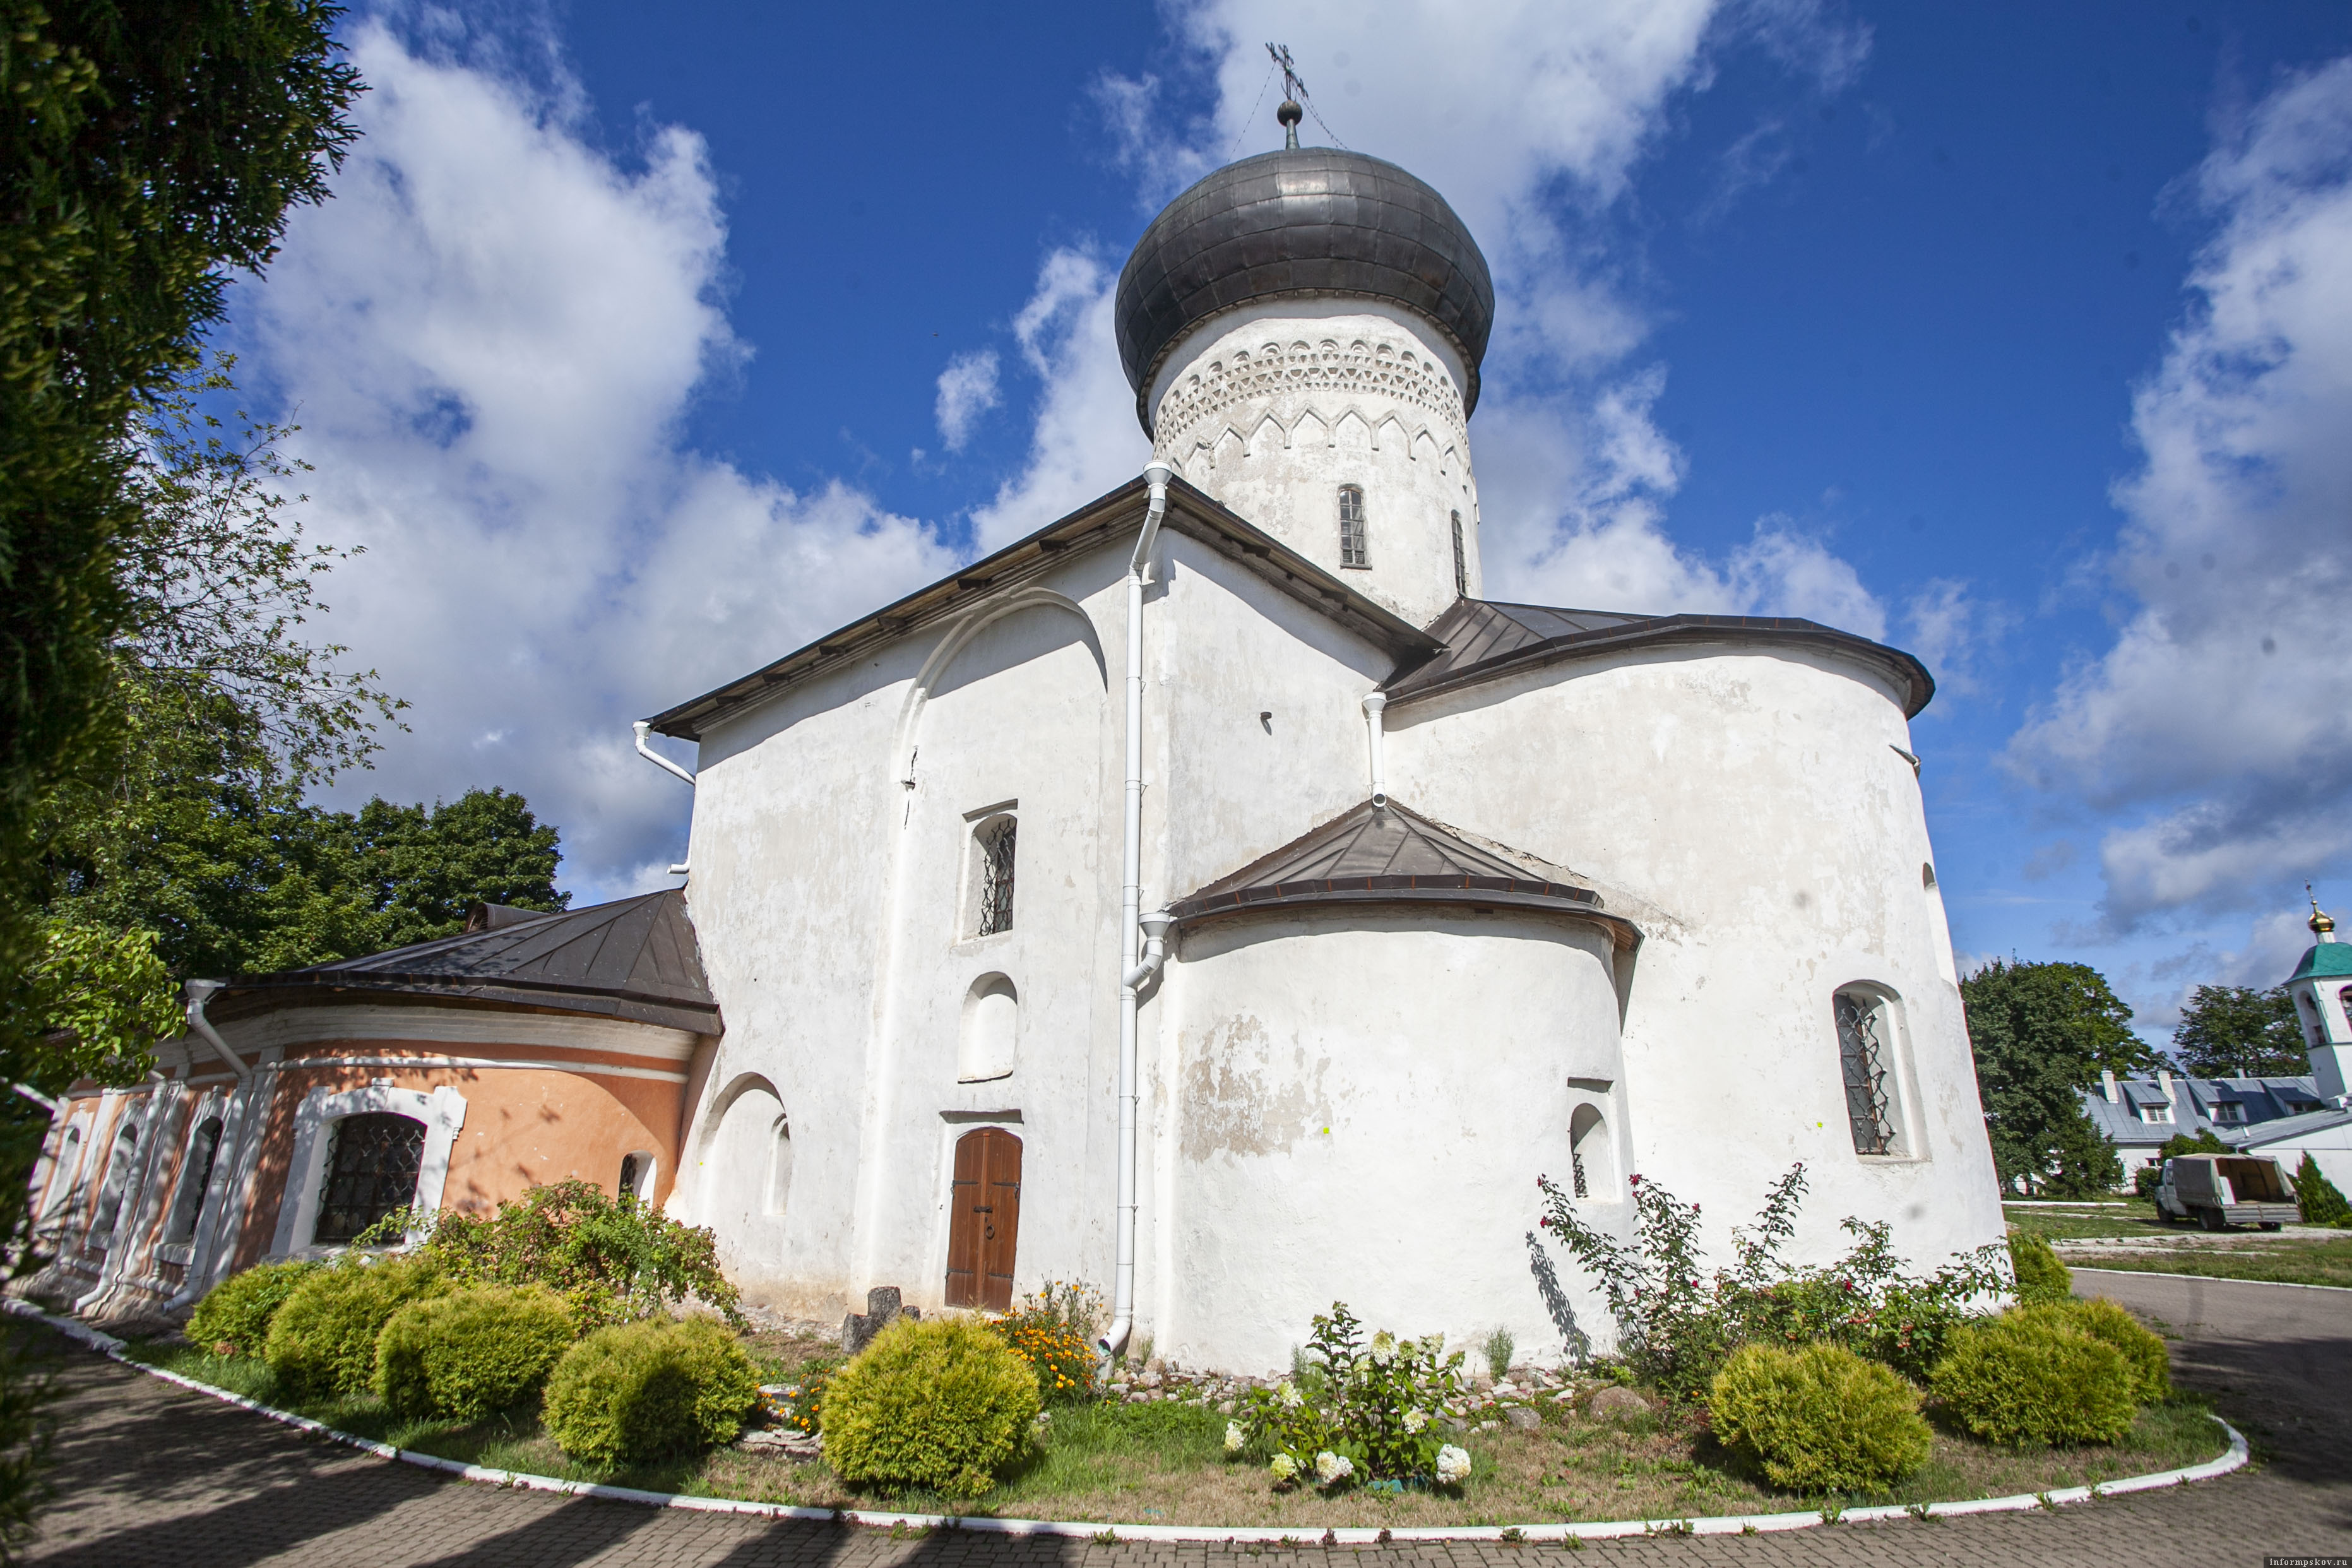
[1122, 910, 1177, 990]
[633, 721, 698, 787]
[184, 980, 248, 1080]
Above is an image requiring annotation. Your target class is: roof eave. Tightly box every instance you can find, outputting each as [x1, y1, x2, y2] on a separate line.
[1171, 885, 1639, 949]
[1382, 614, 1936, 718]
[215, 972, 722, 1036]
[642, 475, 1441, 744]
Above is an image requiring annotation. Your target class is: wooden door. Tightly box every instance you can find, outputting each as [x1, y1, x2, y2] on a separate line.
[945, 1127, 1023, 1310]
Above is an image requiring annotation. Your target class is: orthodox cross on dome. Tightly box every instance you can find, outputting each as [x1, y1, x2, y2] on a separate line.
[1266, 42, 1306, 148]
[2311, 881, 2336, 942]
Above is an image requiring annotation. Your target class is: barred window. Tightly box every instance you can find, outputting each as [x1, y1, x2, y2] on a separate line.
[1834, 990, 1898, 1155]
[1451, 511, 1467, 597]
[976, 816, 1017, 936]
[167, 1117, 223, 1244]
[312, 1112, 426, 1245]
[1338, 485, 1369, 567]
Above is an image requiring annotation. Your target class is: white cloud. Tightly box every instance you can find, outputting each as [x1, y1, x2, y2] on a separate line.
[933, 349, 1001, 452]
[246, 23, 955, 896]
[1900, 579, 2011, 701]
[2007, 56, 2352, 926]
[965, 249, 1151, 554]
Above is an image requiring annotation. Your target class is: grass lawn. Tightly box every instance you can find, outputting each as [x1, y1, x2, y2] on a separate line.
[120, 1341, 2230, 1529]
[2002, 1202, 2175, 1241]
[2067, 1235, 2352, 1290]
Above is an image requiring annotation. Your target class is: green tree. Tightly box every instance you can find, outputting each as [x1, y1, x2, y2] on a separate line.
[1959, 959, 2153, 1196]
[2295, 1154, 2350, 1227]
[2171, 984, 2309, 1078]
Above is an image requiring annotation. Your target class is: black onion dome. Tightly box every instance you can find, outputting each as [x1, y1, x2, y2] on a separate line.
[1116, 147, 1495, 432]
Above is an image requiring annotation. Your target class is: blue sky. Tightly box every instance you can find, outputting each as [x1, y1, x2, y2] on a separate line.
[223, 1, 2352, 1046]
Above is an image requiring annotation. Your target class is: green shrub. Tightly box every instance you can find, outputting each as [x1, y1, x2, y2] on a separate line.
[375, 1285, 576, 1422]
[821, 1317, 1040, 1496]
[1233, 1303, 1468, 1487]
[2295, 1153, 2351, 1226]
[1928, 1314, 2137, 1446]
[2013, 1298, 2170, 1403]
[1708, 1342, 1931, 1494]
[264, 1254, 449, 1399]
[186, 1260, 321, 1358]
[542, 1316, 759, 1466]
[418, 1179, 740, 1330]
[2006, 1230, 2071, 1304]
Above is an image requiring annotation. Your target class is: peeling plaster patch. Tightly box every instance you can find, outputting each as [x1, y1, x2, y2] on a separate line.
[1180, 1016, 1333, 1163]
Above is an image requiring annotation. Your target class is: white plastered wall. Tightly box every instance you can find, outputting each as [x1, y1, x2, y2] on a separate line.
[1379, 645, 2003, 1281]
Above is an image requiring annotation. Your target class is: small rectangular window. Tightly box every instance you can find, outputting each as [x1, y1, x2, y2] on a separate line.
[1451, 511, 1467, 597]
[1834, 990, 1898, 1155]
[975, 816, 1017, 936]
[1338, 485, 1369, 568]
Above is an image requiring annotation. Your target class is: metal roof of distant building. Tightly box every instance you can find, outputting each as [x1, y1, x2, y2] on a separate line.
[1170, 797, 1637, 947]
[2233, 1105, 2352, 1147]
[1116, 147, 1495, 432]
[214, 890, 719, 1035]
[2286, 941, 2352, 982]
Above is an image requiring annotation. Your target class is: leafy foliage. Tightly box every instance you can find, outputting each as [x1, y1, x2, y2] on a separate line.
[1928, 1311, 2139, 1446]
[263, 1254, 449, 1400]
[1707, 1342, 1931, 1494]
[1960, 959, 2143, 1195]
[543, 1316, 760, 1467]
[2006, 1230, 2072, 1305]
[374, 1285, 576, 1422]
[820, 1317, 1040, 1496]
[415, 1180, 738, 1331]
[992, 1280, 1102, 1405]
[1538, 1163, 2011, 1395]
[1233, 1302, 1468, 1486]
[2171, 984, 2308, 1078]
[185, 1258, 321, 1358]
[3, 918, 181, 1088]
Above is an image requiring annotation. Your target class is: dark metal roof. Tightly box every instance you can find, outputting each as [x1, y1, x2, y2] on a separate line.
[214, 889, 720, 1035]
[1384, 598, 1937, 718]
[1171, 798, 1637, 947]
[1116, 148, 1496, 432]
[642, 472, 1443, 744]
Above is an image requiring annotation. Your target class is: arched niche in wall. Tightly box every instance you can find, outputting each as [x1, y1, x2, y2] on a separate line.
[696, 1074, 794, 1277]
[959, 974, 1019, 1082]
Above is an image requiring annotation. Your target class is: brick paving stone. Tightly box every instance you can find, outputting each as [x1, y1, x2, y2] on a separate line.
[19, 1269, 2351, 1567]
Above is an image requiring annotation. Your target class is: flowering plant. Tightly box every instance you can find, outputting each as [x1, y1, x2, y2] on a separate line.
[1234, 1302, 1467, 1487]
[990, 1280, 1103, 1405]
[1536, 1163, 2009, 1396]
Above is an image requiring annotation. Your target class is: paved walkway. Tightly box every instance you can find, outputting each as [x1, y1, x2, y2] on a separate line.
[20, 1272, 2351, 1567]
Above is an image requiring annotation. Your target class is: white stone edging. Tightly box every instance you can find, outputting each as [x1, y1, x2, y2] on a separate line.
[2070, 1265, 2352, 1294]
[6, 1299, 2250, 1545]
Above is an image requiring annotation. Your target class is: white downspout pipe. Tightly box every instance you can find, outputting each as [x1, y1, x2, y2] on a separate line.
[1103, 460, 1175, 1360]
[633, 721, 697, 876]
[1361, 691, 1388, 808]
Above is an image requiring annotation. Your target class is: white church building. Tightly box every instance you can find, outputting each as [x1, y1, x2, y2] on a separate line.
[28, 130, 2005, 1362]
[643, 137, 2004, 1370]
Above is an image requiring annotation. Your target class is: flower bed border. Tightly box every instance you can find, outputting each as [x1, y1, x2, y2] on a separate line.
[10, 1301, 2249, 1545]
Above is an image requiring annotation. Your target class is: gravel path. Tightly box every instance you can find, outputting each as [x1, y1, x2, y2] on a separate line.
[18, 1270, 2349, 1567]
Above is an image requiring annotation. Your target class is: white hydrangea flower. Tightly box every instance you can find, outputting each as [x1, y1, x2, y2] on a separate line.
[1403, 1408, 1428, 1434]
[1224, 1420, 1245, 1452]
[1315, 1450, 1355, 1486]
[1279, 1380, 1304, 1408]
[1269, 1452, 1298, 1483]
[1435, 1444, 1471, 1485]
[1369, 1330, 1396, 1365]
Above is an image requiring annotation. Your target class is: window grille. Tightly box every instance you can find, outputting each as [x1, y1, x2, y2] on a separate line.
[1835, 991, 1897, 1155]
[167, 1117, 223, 1243]
[977, 816, 1017, 936]
[619, 1153, 640, 1205]
[1570, 1149, 1588, 1199]
[1338, 486, 1369, 567]
[313, 1112, 427, 1244]
[1451, 511, 1467, 596]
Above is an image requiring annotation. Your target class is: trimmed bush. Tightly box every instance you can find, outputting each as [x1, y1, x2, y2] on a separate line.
[186, 1260, 321, 1358]
[2295, 1153, 2351, 1227]
[542, 1316, 759, 1466]
[2006, 1230, 2071, 1304]
[264, 1254, 449, 1399]
[1929, 1313, 2137, 1446]
[821, 1317, 1040, 1496]
[376, 1285, 576, 1422]
[2014, 1298, 2170, 1403]
[1708, 1342, 1931, 1494]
